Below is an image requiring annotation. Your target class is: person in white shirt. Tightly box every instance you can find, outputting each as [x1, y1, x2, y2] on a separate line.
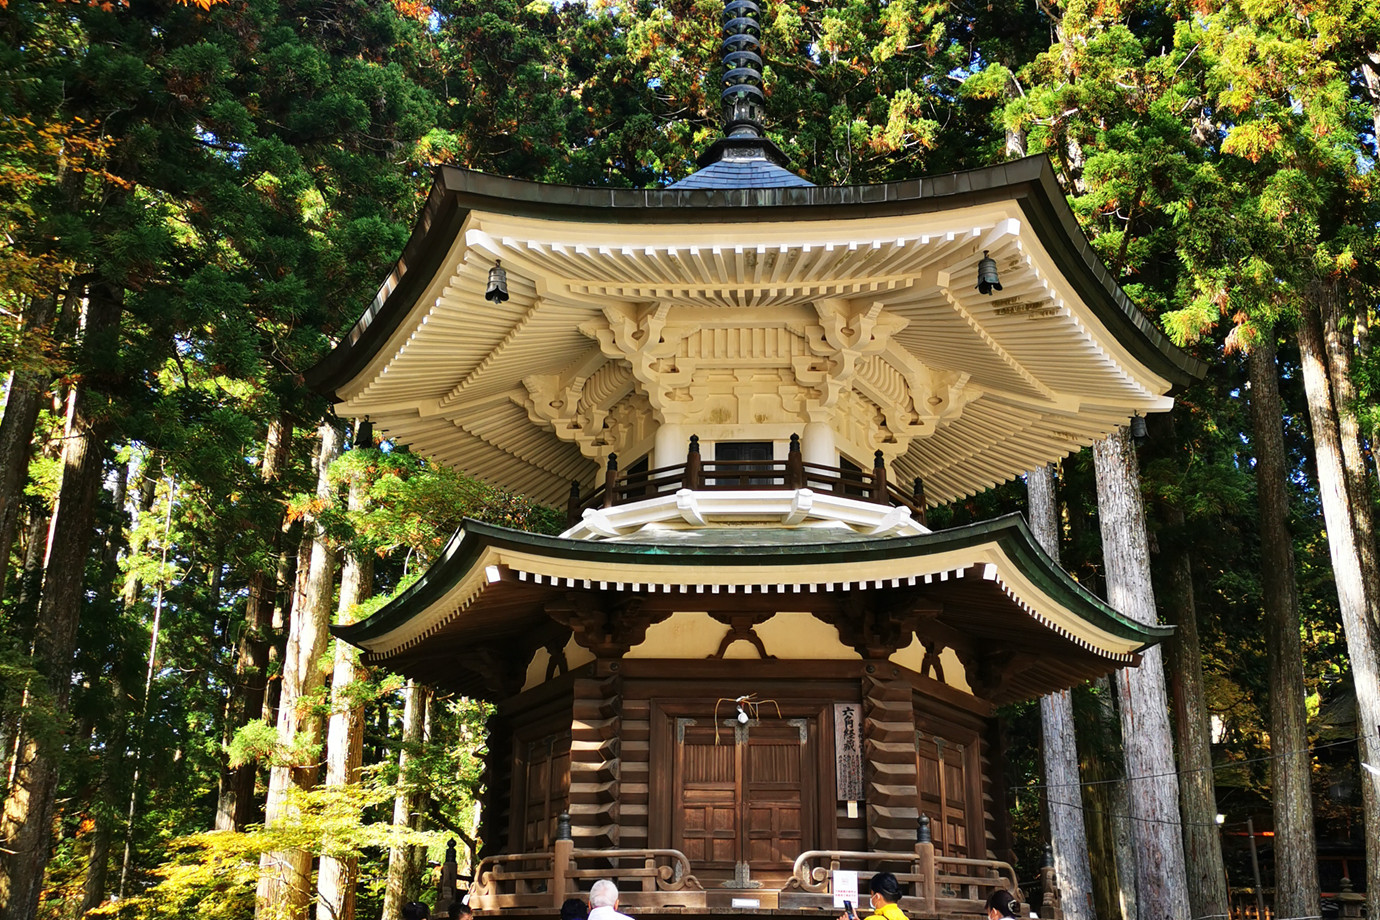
[586, 880, 633, 920]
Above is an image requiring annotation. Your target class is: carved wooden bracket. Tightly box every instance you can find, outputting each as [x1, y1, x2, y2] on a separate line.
[543, 631, 573, 681]
[957, 647, 1037, 700]
[816, 591, 943, 659]
[707, 612, 777, 659]
[545, 592, 670, 658]
[469, 645, 535, 699]
[919, 639, 946, 683]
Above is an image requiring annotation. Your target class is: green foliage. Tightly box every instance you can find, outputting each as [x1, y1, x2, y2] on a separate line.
[226, 720, 280, 770]
[1, 0, 1376, 908]
[327, 446, 563, 579]
[99, 771, 440, 920]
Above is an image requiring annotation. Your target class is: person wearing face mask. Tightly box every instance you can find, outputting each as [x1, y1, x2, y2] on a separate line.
[838, 872, 907, 920]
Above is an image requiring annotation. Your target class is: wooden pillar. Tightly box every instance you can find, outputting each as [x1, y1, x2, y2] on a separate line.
[566, 480, 582, 528]
[552, 815, 574, 906]
[568, 664, 622, 850]
[914, 815, 936, 907]
[653, 422, 684, 471]
[683, 435, 702, 490]
[601, 454, 619, 509]
[478, 712, 515, 856]
[786, 433, 805, 489]
[862, 668, 919, 850]
[871, 451, 887, 502]
[802, 420, 835, 467]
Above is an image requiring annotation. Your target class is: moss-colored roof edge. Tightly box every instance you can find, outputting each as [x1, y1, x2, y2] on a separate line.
[306, 156, 1206, 398]
[333, 513, 1173, 651]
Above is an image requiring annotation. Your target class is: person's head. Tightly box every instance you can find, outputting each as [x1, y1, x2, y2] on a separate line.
[589, 880, 620, 910]
[561, 897, 588, 920]
[402, 902, 431, 920]
[448, 898, 474, 920]
[867, 872, 902, 910]
[984, 889, 1018, 919]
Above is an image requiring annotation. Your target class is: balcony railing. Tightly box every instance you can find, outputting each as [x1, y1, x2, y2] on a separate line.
[566, 434, 928, 528]
[467, 846, 706, 911]
[451, 816, 1052, 919]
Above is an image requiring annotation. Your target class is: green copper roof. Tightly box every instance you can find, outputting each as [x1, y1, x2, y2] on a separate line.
[335, 513, 1171, 650]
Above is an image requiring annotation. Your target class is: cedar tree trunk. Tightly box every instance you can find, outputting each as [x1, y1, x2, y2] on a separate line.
[1158, 501, 1229, 920]
[0, 282, 121, 920]
[0, 290, 60, 603]
[218, 417, 292, 831]
[255, 420, 344, 920]
[316, 460, 374, 920]
[1092, 426, 1191, 920]
[1296, 301, 1380, 917]
[1247, 334, 1320, 918]
[382, 681, 430, 920]
[1320, 296, 1380, 630]
[1027, 463, 1095, 920]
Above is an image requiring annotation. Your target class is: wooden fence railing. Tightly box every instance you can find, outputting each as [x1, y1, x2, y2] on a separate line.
[786, 841, 1025, 918]
[468, 838, 705, 911]
[567, 433, 928, 526]
[462, 815, 1052, 919]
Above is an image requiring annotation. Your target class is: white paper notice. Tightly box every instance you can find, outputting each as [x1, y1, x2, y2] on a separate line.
[832, 869, 859, 910]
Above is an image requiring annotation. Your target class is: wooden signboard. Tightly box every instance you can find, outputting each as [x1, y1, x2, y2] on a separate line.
[834, 703, 863, 802]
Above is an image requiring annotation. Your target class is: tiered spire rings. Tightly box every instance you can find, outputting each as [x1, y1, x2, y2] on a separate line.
[721, 0, 766, 137]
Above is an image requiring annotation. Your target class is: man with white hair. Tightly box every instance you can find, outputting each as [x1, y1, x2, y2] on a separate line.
[587, 879, 633, 920]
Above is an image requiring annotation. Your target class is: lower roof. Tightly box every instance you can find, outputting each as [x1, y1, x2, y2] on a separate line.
[335, 514, 1170, 704]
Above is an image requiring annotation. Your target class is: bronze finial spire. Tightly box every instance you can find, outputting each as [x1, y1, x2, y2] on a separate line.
[721, 0, 766, 138]
[667, 0, 813, 188]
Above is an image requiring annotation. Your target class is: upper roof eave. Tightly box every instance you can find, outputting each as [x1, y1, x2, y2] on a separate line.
[332, 513, 1173, 653]
[305, 156, 1207, 399]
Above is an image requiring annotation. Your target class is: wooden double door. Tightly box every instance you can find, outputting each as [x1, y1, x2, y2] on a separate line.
[915, 721, 983, 859]
[671, 716, 816, 876]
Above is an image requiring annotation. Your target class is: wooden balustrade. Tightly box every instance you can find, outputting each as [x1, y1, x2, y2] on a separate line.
[467, 839, 1032, 919]
[564, 435, 930, 526]
[785, 845, 1022, 918]
[469, 840, 705, 912]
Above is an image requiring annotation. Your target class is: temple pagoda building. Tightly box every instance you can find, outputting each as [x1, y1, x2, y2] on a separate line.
[310, 6, 1203, 917]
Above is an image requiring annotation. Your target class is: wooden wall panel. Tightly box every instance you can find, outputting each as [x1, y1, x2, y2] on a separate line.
[569, 672, 622, 849]
[863, 674, 919, 850]
[517, 732, 571, 851]
[480, 714, 514, 857]
[982, 722, 1012, 861]
[620, 697, 651, 850]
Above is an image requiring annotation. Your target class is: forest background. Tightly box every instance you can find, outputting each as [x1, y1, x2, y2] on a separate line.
[1, 0, 1379, 917]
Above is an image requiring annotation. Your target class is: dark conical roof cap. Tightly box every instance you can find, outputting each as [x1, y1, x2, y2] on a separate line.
[667, 0, 813, 190]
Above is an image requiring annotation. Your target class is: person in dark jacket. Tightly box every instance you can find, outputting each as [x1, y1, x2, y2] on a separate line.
[985, 889, 1019, 919]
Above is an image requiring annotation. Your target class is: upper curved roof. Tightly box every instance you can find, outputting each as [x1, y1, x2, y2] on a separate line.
[308, 156, 1203, 398]
[306, 156, 1208, 507]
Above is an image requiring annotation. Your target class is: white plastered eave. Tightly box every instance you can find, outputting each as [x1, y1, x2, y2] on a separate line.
[354, 536, 1145, 664]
